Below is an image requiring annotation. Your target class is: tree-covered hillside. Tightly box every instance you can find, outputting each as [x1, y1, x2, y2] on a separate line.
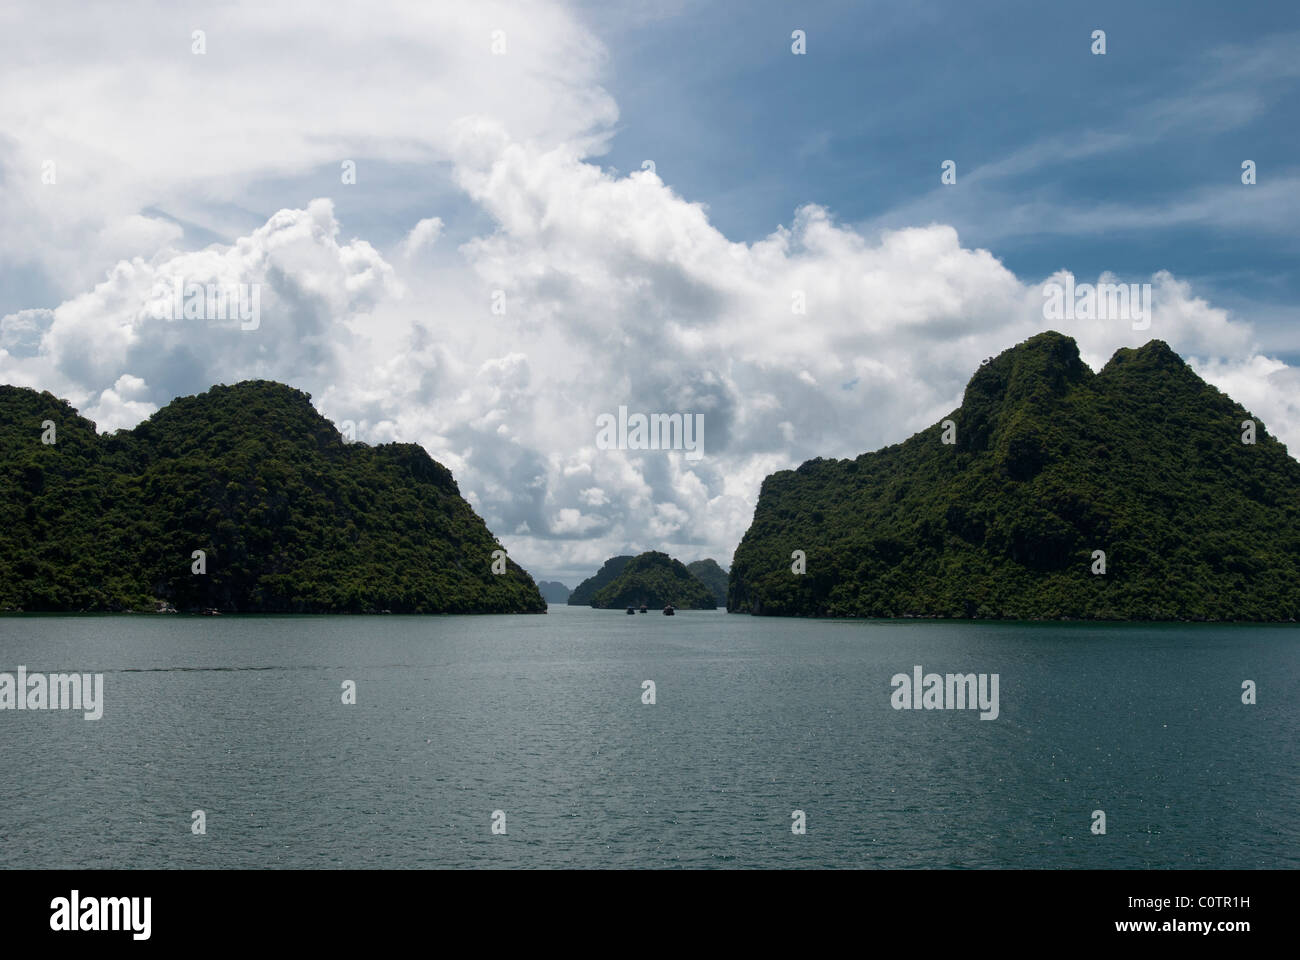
[0, 380, 546, 614]
[591, 551, 717, 609]
[686, 558, 729, 606]
[568, 555, 633, 605]
[730, 332, 1300, 620]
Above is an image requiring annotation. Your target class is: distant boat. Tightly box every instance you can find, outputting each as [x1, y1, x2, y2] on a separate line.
[626, 606, 636, 615]
[663, 604, 675, 616]
[638, 604, 648, 613]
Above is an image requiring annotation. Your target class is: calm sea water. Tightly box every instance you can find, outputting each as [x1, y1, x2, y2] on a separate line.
[0, 609, 1295, 869]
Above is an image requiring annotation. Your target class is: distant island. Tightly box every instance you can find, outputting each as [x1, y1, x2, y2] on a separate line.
[536, 580, 571, 603]
[685, 558, 729, 606]
[567, 556, 633, 605]
[588, 551, 717, 610]
[730, 332, 1300, 621]
[568, 554, 728, 610]
[0, 381, 546, 614]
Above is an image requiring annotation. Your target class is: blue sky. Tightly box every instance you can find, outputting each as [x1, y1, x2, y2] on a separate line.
[265, 0, 1300, 360]
[586, 0, 1300, 352]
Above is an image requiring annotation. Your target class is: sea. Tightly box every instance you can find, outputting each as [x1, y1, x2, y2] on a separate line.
[1, 608, 1295, 868]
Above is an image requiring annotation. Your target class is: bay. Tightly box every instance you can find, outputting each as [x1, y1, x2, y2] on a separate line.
[0, 609, 1295, 869]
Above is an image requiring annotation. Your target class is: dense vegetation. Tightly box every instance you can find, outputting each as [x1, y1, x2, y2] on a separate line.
[730, 332, 1300, 620]
[0, 380, 546, 614]
[686, 558, 729, 606]
[590, 551, 718, 609]
[536, 580, 571, 603]
[567, 555, 633, 604]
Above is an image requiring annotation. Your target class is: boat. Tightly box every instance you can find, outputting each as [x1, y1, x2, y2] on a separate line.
[638, 604, 648, 613]
[663, 604, 675, 616]
[626, 606, 636, 615]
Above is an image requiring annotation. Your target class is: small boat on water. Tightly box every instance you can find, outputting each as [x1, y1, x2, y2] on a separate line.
[638, 604, 648, 613]
[663, 604, 675, 616]
[626, 606, 636, 615]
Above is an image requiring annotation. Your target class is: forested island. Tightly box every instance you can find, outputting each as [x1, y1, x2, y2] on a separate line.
[567, 555, 633, 605]
[7, 332, 1297, 621]
[729, 332, 1300, 620]
[685, 558, 729, 606]
[587, 551, 717, 609]
[565, 552, 727, 610]
[0, 381, 545, 614]
[536, 581, 572, 603]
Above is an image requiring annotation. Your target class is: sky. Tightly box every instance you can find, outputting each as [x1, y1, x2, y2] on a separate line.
[1, 0, 1297, 586]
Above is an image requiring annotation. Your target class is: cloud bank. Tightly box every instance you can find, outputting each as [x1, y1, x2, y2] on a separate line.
[2, 1, 1295, 584]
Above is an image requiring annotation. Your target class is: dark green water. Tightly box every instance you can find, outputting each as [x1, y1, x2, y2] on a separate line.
[0, 608, 1295, 868]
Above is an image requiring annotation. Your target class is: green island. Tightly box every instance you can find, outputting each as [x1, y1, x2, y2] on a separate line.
[588, 551, 717, 610]
[685, 558, 729, 606]
[6, 332, 1297, 621]
[566, 555, 633, 605]
[0, 380, 545, 614]
[729, 332, 1300, 620]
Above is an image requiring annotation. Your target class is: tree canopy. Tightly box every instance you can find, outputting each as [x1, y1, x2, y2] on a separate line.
[0, 380, 545, 614]
[730, 332, 1300, 620]
[590, 551, 717, 609]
